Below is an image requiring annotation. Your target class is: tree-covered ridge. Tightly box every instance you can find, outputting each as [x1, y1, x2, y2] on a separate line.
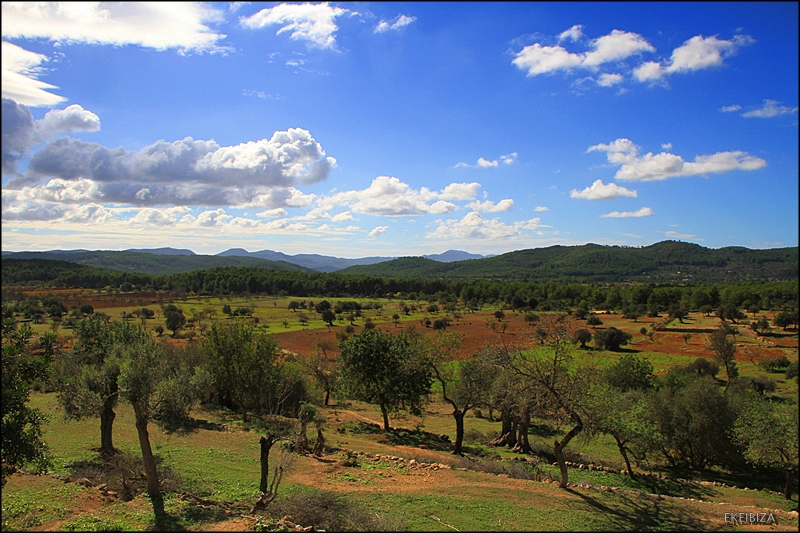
[337, 241, 799, 282]
[2, 250, 311, 276]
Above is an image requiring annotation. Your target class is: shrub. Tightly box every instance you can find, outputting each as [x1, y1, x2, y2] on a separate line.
[267, 490, 404, 531]
[733, 375, 777, 395]
[759, 355, 790, 373]
[786, 360, 798, 380]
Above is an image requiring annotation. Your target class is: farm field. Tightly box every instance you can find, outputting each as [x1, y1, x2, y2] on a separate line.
[2, 291, 798, 531]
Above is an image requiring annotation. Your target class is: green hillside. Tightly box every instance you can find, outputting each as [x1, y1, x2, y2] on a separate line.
[2, 250, 312, 276]
[337, 241, 799, 282]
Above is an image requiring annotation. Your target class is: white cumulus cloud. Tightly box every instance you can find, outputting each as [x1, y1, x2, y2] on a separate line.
[241, 2, 352, 50]
[513, 28, 654, 77]
[720, 104, 742, 113]
[427, 212, 542, 240]
[588, 138, 766, 182]
[368, 225, 388, 238]
[466, 199, 514, 212]
[571, 179, 638, 200]
[633, 34, 753, 84]
[6, 128, 336, 208]
[558, 24, 584, 43]
[600, 207, 654, 218]
[318, 177, 481, 216]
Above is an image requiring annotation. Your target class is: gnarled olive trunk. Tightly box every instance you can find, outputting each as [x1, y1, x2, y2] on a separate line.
[133, 404, 164, 520]
[452, 410, 465, 455]
[99, 401, 116, 456]
[613, 435, 636, 479]
[785, 468, 795, 500]
[259, 436, 276, 493]
[554, 414, 583, 489]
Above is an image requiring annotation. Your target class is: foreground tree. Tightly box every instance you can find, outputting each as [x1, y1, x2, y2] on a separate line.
[584, 386, 661, 479]
[298, 343, 337, 406]
[2, 316, 53, 486]
[734, 397, 799, 500]
[512, 315, 595, 488]
[428, 332, 493, 454]
[202, 322, 303, 414]
[56, 315, 151, 456]
[116, 339, 201, 522]
[337, 328, 432, 430]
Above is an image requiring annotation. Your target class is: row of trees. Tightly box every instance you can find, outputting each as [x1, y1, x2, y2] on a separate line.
[4, 259, 797, 315]
[333, 318, 798, 498]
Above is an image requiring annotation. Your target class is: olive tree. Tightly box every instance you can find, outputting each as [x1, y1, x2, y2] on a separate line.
[511, 315, 597, 488]
[709, 326, 738, 391]
[734, 397, 799, 500]
[56, 315, 151, 456]
[337, 328, 432, 431]
[428, 332, 494, 454]
[2, 316, 54, 486]
[116, 337, 201, 522]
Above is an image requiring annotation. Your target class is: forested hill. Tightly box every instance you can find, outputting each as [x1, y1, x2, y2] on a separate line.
[1, 250, 311, 276]
[336, 241, 799, 283]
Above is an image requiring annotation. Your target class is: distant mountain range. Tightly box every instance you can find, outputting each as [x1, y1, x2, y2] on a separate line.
[2, 241, 796, 282]
[0, 247, 486, 276]
[215, 248, 396, 272]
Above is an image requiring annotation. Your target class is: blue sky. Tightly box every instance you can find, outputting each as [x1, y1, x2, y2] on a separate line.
[2, 2, 797, 258]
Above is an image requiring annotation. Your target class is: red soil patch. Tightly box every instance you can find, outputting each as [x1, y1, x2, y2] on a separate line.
[271, 312, 532, 358]
[270, 311, 798, 364]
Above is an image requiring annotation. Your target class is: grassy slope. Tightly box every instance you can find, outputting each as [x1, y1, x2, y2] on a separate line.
[3, 392, 797, 532]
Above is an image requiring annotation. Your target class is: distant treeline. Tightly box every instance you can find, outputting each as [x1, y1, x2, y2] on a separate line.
[2, 258, 797, 312]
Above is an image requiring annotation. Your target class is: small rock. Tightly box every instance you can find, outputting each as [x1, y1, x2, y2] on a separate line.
[76, 478, 93, 487]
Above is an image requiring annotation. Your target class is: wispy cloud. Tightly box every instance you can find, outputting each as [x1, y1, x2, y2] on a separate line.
[742, 99, 798, 118]
[600, 207, 654, 218]
[374, 14, 416, 34]
[454, 152, 517, 169]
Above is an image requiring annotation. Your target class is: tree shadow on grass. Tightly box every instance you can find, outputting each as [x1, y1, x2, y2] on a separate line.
[566, 488, 711, 531]
[341, 420, 452, 451]
[381, 426, 453, 451]
[66, 451, 182, 502]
